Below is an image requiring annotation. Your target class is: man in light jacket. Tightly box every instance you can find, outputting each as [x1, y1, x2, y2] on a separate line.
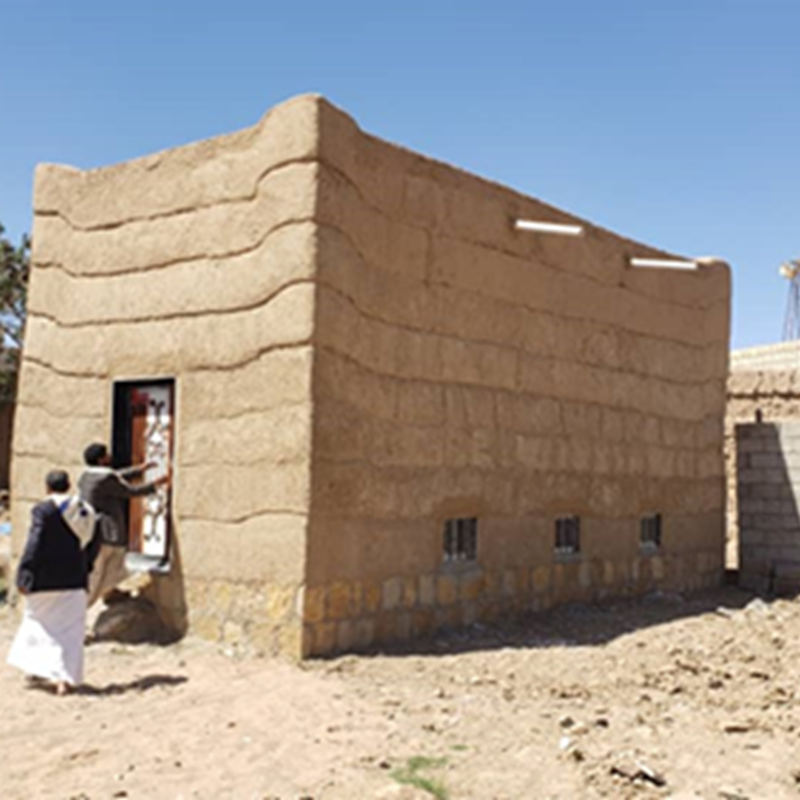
[78, 442, 169, 607]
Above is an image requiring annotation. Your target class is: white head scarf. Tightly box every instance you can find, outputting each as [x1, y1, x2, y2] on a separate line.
[50, 493, 96, 549]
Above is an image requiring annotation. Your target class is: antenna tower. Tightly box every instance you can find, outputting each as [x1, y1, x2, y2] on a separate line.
[781, 259, 800, 341]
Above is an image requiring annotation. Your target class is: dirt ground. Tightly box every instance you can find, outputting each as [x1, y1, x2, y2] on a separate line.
[2, 586, 800, 800]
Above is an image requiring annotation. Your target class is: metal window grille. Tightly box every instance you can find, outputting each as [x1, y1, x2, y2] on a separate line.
[554, 516, 580, 555]
[640, 514, 662, 549]
[443, 517, 478, 562]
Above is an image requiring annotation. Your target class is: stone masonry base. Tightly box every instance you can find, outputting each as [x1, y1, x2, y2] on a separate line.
[302, 551, 723, 657]
[184, 552, 722, 659]
[186, 579, 305, 659]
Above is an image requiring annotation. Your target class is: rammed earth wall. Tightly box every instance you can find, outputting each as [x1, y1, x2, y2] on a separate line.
[13, 97, 320, 657]
[12, 95, 731, 658]
[303, 100, 730, 654]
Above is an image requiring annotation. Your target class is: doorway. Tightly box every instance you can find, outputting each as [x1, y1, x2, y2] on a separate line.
[112, 379, 175, 568]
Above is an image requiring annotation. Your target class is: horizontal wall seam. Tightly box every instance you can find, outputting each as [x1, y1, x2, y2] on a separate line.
[32, 216, 316, 279]
[180, 456, 310, 468]
[21, 339, 312, 379]
[181, 399, 311, 423]
[11, 403, 105, 421]
[178, 509, 309, 524]
[312, 452, 725, 473]
[27, 276, 314, 327]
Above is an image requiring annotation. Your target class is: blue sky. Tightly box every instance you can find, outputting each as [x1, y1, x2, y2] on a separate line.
[0, 0, 797, 349]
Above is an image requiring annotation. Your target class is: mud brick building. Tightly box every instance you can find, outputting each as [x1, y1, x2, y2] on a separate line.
[11, 95, 731, 657]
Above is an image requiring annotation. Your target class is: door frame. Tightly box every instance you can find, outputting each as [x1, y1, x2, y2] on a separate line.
[111, 377, 176, 563]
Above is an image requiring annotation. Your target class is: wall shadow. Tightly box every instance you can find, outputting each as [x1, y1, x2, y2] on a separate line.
[329, 586, 762, 660]
[93, 514, 188, 646]
[140, 513, 189, 641]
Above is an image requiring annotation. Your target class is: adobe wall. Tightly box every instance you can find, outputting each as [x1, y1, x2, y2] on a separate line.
[11, 93, 732, 658]
[303, 100, 731, 654]
[12, 96, 322, 657]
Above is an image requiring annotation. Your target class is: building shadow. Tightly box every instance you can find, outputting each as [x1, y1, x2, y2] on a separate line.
[337, 586, 763, 660]
[95, 514, 188, 646]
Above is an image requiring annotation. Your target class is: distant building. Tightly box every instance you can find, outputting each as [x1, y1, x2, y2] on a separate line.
[730, 340, 800, 373]
[12, 95, 731, 657]
[728, 342, 800, 593]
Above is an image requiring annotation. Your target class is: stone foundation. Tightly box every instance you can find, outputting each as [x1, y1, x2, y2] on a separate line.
[186, 579, 305, 658]
[303, 549, 723, 656]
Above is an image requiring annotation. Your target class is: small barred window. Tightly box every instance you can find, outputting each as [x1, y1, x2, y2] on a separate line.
[443, 518, 478, 563]
[640, 514, 662, 550]
[555, 516, 580, 555]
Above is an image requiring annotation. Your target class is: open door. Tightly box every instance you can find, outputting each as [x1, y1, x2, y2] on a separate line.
[113, 380, 175, 570]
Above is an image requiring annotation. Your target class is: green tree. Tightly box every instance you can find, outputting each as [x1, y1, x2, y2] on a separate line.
[0, 223, 30, 402]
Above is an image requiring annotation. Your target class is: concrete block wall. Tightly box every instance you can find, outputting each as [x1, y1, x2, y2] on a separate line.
[737, 422, 800, 593]
[725, 371, 800, 568]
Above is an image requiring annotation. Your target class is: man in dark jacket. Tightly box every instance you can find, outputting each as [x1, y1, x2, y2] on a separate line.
[77, 442, 168, 606]
[7, 470, 96, 694]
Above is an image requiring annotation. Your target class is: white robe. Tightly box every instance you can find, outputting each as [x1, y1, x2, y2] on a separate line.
[7, 494, 95, 686]
[7, 589, 87, 685]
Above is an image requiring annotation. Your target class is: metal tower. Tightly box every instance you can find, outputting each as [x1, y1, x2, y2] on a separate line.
[781, 259, 800, 341]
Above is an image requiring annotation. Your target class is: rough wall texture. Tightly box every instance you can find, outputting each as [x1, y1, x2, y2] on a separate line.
[737, 422, 800, 594]
[726, 370, 800, 569]
[13, 95, 731, 658]
[302, 100, 731, 655]
[13, 95, 321, 657]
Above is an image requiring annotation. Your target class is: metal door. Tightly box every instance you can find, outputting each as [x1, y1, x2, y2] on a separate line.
[113, 380, 174, 564]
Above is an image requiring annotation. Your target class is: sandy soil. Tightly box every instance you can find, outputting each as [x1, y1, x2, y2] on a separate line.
[2, 587, 800, 800]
